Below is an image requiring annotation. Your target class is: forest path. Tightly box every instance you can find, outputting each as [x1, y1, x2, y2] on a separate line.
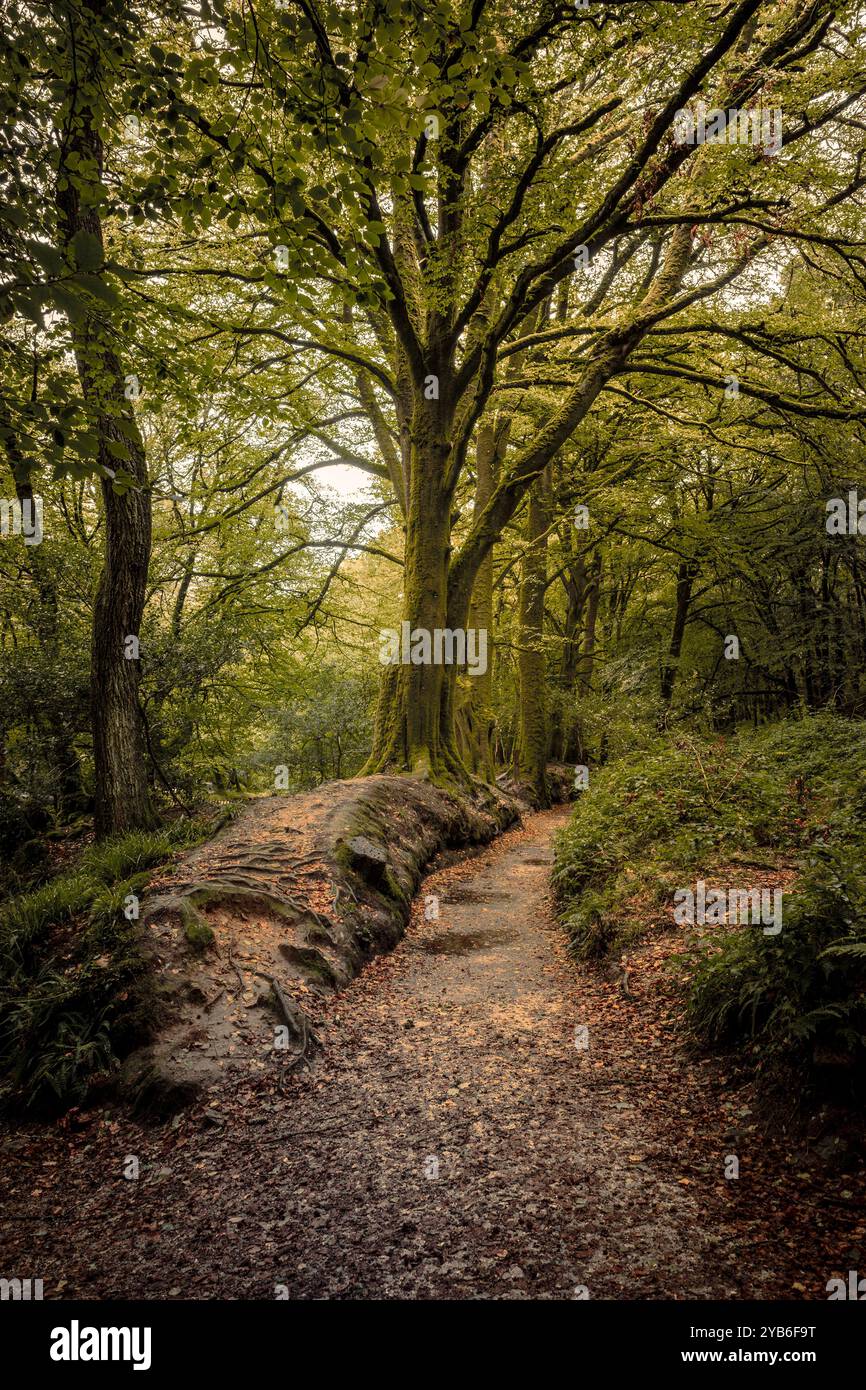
[251, 803, 742, 1300]
[248, 803, 744, 1300]
[4, 804, 783, 1301]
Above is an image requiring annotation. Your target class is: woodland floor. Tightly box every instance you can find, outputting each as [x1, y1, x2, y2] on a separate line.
[1, 805, 863, 1300]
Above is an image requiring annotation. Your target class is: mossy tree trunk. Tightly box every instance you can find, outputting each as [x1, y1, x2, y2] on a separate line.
[459, 420, 497, 780]
[368, 221, 696, 787]
[569, 554, 602, 762]
[54, 0, 154, 837]
[366, 396, 467, 780]
[555, 543, 589, 763]
[574, 554, 602, 704]
[514, 474, 551, 805]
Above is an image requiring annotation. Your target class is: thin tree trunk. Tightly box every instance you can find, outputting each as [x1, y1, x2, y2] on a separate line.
[514, 474, 550, 805]
[558, 546, 589, 761]
[660, 559, 697, 707]
[54, 0, 153, 836]
[576, 555, 601, 696]
[460, 420, 497, 779]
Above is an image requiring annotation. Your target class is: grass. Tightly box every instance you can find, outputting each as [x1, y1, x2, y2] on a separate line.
[0, 814, 229, 1110]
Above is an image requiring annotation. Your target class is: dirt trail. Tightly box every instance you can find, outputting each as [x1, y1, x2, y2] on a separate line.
[259, 804, 740, 1300]
[3, 805, 856, 1300]
[0, 808, 733, 1299]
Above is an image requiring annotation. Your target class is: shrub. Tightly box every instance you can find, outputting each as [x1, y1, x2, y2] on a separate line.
[554, 712, 866, 1096]
[685, 834, 866, 1096]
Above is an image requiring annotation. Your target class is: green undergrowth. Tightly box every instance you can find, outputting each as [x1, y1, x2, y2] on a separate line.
[553, 713, 866, 1099]
[684, 833, 866, 1088]
[0, 813, 230, 1111]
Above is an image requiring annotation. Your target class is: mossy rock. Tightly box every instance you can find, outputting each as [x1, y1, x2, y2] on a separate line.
[181, 901, 215, 950]
[381, 866, 410, 905]
[341, 834, 388, 887]
[278, 942, 340, 988]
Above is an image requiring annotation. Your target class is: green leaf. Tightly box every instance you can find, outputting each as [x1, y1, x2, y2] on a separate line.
[70, 230, 104, 273]
[50, 283, 87, 323]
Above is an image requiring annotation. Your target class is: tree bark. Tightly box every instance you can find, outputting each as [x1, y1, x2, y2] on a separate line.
[661, 558, 698, 707]
[459, 420, 497, 779]
[557, 544, 589, 762]
[371, 225, 697, 783]
[54, 0, 154, 836]
[576, 555, 601, 697]
[514, 475, 550, 805]
[365, 398, 464, 779]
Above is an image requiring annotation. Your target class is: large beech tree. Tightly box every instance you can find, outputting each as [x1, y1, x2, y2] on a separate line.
[135, 0, 865, 780]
